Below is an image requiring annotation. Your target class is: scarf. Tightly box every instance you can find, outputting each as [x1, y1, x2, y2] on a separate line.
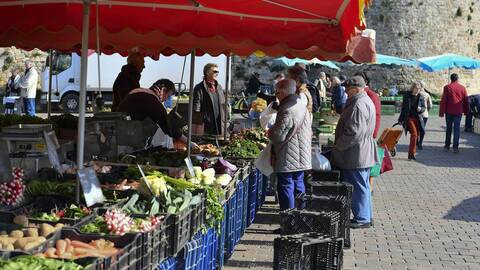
[204, 77, 217, 93]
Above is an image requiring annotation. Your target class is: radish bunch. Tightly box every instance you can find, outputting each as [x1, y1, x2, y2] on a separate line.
[0, 168, 26, 206]
[104, 209, 133, 235]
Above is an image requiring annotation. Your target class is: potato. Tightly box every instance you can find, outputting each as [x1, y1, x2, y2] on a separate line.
[55, 223, 65, 229]
[9, 230, 24, 238]
[25, 228, 39, 237]
[13, 215, 28, 227]
[39, 223, 55, 237]
[5, 244, 14, 251]
[13, 237, 45, 250]
[0, 238, 17, 246]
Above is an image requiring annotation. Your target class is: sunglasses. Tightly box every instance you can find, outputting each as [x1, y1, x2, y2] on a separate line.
[212, 70, 219, 74]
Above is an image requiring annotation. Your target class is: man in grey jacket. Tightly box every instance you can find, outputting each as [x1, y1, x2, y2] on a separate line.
[333, 76, 377, 229]
[268, 79, 312, 210]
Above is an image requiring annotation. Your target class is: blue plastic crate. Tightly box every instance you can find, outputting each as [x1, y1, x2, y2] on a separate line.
[217, 204, 227, 270]
[225, 191, 237, 259]
[256, 170, 263, 210]
[241, 175, 249, 236]
[181, 237, 203, 270]
[247, 170, 258, 226]
[201, 229, 218, 270]
[235, 180, 244, 245]
[156, 257, 176, 270]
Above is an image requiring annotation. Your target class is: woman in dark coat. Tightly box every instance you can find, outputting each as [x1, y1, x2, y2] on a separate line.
[398, 82, 426, 160]
[192, 63, 226, 135]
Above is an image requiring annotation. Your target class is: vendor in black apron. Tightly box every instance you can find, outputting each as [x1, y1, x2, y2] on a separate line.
[117, 79, 188, 145]
[192, 63, 226, 135]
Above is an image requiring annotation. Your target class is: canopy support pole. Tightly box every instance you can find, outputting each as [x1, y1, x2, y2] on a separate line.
[187, 50, 196, 158]
[224, 54, 231, 141]
[47, 49, 53, 119]
[76, 0, 90, 204]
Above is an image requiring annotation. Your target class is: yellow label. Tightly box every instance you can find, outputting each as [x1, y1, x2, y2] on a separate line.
[35, 142, 46, 151]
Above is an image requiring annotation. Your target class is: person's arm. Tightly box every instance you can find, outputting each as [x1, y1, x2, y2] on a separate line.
[335, 106, 365, 151]
[146, 98, 182, 139]
[398, 94, 408, 124]
[463, 89, 469, 115]
[417, 96, 426, 114]
[16, 70, 35, 89]
[192, 85, 204, 125]
[267, 109, 293, 145]
[439, 87, 447, 117]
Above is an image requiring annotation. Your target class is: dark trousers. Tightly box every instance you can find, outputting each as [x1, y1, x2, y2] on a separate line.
[277, 171, 305, 211]
[445, 114, 462, 148]
[465, 112, 474, 131]
[418, 118, 428, 146]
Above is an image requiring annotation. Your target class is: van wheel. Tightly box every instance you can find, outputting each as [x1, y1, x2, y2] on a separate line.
[61, 93, 79, 112]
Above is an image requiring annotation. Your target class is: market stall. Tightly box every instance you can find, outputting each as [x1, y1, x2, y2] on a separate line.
[0, 1, 371, 269]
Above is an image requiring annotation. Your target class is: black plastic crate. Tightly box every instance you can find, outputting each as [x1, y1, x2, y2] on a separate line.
[296, 194, 351, 249]
[34, 227, 142, 270]
[311, 170, 341, 182]
[280, 209, 341, 238]
[190, 189, 207, 237]
[168, 208, 193, 257]
[307, 181, 353, 199]
[273, 233, 343, 270]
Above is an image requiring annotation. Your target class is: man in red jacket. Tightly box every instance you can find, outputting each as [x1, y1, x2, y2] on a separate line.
[439, 73, 469, 153]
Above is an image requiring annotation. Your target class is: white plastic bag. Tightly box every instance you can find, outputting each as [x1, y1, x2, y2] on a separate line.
[312, 147, 331, 171]
[259, 103, 277, 130]
[255, 143, 274, 176]
[151, 127, 174, 149]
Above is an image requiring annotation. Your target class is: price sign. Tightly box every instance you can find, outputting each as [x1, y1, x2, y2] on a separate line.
[77, 167, 105, 207]
[184, 157, 195, 178]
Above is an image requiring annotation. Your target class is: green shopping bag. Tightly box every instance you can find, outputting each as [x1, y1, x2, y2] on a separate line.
[370, 147, 385, 177]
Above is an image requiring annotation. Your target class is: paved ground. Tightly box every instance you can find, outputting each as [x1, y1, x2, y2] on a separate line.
[224, 115, 480, 270]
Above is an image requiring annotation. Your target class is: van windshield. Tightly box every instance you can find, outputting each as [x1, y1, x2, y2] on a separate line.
[45, 53, 72, 74]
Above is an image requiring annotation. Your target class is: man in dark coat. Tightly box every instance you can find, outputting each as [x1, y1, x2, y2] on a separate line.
[112, 52, 145, 111]
[192, 63, 226, 135]
[465, 94, 480, 132]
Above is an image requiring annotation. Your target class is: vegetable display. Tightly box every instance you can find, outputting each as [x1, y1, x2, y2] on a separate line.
[79, 209, 162, 236]
[40, 238, 119, 260]
[223, 140, 260, 159]
[32, 205, 92, 222]
[26, 180, 76, 198]
[0, 222, 63, 251]
[0, 168, 26, 206]
[0, 255, 84, 270]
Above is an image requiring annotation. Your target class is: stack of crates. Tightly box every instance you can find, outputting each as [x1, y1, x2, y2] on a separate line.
[381, 104, 396, 115]
[247, 168, 258, 226]
[273, 233, 343, 270]
[176, 229, 218, 270]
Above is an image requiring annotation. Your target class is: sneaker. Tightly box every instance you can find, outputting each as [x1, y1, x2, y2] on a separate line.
[453, 148, 459, 154]
[350, 221, 371, 229]
[408, 154, 416, 160]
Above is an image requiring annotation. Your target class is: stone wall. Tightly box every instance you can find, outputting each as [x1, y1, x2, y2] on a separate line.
[365, 0, 480, 58]
[0, 47, 47, 93]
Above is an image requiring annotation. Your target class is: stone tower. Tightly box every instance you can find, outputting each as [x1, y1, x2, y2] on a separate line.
[365, 0, 480, 58]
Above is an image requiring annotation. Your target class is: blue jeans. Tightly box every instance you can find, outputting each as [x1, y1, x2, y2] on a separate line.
[342, 168, 371, 224]
[277, 171, 305, 211]
[23, 98, 36, 117]
[445, 114, 462, 148]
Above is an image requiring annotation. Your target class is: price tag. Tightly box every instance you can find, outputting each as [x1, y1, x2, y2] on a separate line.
[184, 157, 195, 178]
[77, 167, 105, 207]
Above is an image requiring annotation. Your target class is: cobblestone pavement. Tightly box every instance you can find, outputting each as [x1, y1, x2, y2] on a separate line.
[224, 115, 480, 270]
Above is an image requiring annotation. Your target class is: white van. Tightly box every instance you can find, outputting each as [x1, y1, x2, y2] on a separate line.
[41, 52, 227, 112]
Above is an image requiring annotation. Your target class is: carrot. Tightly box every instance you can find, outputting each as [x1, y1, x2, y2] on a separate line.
[55, 239, 67, 256]
[74, 247, 119, 257]
[45, 247, 58, 258]
[71, 240, 95, 249]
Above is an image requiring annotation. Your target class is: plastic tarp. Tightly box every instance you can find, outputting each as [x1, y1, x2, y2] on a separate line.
[375, 54, 417, 66]
[417, 54, 480, 72]
[0, 0, 371, 61]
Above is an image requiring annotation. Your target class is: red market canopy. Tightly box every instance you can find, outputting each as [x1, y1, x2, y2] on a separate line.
[0, 0, 371, 61]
